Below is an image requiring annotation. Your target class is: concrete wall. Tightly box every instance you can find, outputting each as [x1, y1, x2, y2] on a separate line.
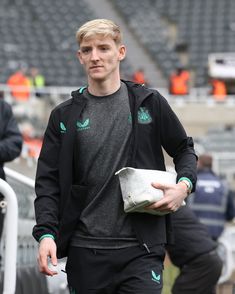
[171, 102, 235, 137]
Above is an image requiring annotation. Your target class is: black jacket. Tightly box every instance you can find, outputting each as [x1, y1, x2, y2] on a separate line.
[33, 81, 197, 258]
[0, 99, 22, 180]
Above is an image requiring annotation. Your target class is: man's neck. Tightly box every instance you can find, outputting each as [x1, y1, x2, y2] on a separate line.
[88, 78, 121, 97]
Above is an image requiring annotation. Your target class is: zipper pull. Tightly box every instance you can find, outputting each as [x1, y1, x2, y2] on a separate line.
[143, 243, 150, 253]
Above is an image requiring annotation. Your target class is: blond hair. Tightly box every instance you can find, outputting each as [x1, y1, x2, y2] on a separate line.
[76, 19, 122, 46]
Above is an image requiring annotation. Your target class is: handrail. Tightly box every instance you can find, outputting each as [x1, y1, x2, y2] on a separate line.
[4, 167, 35, 188]
[0, 179, 18, 294]
[1, 83, 235, 105]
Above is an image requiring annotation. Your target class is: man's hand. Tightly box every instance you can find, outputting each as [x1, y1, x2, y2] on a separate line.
[145, 182, 188, 213]
[37, 237, 58, 276]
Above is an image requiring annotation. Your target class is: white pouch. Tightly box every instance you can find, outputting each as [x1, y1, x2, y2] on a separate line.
[115, 167, 179, 215]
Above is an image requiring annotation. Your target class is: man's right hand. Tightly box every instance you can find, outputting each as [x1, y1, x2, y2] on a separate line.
[37, 237, 58, 276]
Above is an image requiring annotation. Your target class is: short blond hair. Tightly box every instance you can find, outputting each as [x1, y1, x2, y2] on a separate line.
[76, 19, 122, 46]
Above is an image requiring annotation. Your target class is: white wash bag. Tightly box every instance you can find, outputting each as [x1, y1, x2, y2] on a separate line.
[115, 167, 184, 215]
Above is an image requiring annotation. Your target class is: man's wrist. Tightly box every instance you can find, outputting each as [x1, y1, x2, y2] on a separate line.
[39, 234, 55, 242]
[178, 177, 192, 195]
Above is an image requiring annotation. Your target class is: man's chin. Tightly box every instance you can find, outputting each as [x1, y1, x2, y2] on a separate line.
[89, 74, 106, 81]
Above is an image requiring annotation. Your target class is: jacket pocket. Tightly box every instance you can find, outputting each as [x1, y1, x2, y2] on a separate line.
[60, 184, 88, 224]
[57, 184, 88, 258]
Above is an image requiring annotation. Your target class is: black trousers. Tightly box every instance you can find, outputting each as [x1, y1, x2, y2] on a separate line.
[66, 244, 165, 294]
[172, 250, 223, 294]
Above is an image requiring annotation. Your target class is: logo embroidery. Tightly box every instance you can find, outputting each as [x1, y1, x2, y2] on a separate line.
[60, 122, 66, 133]
[69, 287, 77, 294]
[76, 119, 90, 131]
[138, 107, 152, 124]
[151, 270, 161, 284]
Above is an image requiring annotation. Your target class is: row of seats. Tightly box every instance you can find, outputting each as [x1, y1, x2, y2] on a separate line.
[1, 0, 235, 87]
[112, 0, 235, 86]
[0, 0, 133, 87]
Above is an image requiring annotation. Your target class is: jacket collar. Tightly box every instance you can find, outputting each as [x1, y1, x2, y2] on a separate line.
[71, 80, 153, 106]
[122, 80, 154, 106]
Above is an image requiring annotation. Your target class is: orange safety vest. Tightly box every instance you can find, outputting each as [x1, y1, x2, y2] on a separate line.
[7, 72, 31, 101]
[212, 80, 227, 101]
[170, 71, 189, 95]
[132, 71, 146, 85]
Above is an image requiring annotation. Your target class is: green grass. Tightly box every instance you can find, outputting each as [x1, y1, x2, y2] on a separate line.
[162, 263, 180, 294]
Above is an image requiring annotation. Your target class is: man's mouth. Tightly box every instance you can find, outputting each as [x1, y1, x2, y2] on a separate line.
[90, 66, 103, 69]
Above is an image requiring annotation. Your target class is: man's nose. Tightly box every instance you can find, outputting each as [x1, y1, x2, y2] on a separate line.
[91, 49, 99, 61]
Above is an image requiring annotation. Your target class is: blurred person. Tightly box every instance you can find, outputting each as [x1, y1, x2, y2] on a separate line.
[32, 19, 197, 294]
[188, 153, 235, 241]
[29, 67, 46, 98]
[169, 67, 190, 95]
[0, 99, 23, 240]
[211, 79, 227, 102]
[7, 68, 31, 101]
[167, 206, 223, 294]
[132, 67, 148, 85]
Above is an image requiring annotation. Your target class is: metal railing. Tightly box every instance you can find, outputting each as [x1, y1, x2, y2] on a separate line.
[1, 83, 235, 106]
[0, 179, 18, 294]
[1, 167, 69, 294]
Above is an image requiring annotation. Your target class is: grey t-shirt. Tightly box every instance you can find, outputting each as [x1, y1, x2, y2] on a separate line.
[71, 82, 138, 249]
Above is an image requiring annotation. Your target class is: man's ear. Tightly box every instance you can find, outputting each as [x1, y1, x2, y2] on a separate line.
[77, 50, 83, 64]
[118, 45, 126, 61]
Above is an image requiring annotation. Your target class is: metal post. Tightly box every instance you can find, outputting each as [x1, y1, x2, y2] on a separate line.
[0, 179, 18, 294]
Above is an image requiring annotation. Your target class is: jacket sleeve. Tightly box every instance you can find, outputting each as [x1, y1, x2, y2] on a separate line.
[0, 101, 23, 163]
[32, 109, 61, 242]
[158, 95, 198, 191]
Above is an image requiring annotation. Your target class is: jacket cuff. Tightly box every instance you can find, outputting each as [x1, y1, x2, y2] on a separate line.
[39, 234, 55, 242]
[178, 177, 193, 193]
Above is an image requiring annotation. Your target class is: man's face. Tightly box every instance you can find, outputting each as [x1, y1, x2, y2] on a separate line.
[77, 35, 126, 82]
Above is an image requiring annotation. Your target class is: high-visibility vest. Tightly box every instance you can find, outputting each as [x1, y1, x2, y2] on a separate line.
[212, 80, 227, 101]
[132, 71, 146, 85]
[7, 72, 31, 101]
[170, 71, 189, 95]
[29, 75, 45, 88]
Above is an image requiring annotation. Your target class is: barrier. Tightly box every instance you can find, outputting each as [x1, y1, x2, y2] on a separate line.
[0, 179, 18, 294]
[1, 167, 69, 294]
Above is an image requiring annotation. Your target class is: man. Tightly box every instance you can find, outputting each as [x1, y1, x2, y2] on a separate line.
[188, 153, 235, 241]
[169, 66, 190, 95]
[167, 206, 223, 294]
[7, 68, 31, 101]
[32, 19, 197, 294]
[0, 98, 23, 239]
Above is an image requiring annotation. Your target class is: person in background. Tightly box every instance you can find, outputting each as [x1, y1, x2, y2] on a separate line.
[167, 206, 223, 294]
[0, 98, 23, 240]
[169, 66, 190, 95]
[188, 153, 235, 241]
[32, 19, 197, 294]
[132, 67, 148, 85]
[211, 79, 227, 102]
[29, 67, 46, 98]
[7, 68, 31, 101]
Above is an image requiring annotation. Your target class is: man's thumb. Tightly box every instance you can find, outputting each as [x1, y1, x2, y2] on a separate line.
[51, 252, 57, 266]
[151, 182, 165, 190]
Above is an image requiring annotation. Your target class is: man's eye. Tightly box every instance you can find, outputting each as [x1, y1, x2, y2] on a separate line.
[82, 48, 90, 53]
[101, 47, 108, 51]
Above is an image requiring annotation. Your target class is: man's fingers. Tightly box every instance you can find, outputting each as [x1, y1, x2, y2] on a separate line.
[51, 251, 58, 267]
[151, 182, 171, 190]
[37, 238, 58, 276]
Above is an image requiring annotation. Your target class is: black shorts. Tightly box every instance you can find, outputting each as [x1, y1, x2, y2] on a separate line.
[66, 244, 165, 294]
